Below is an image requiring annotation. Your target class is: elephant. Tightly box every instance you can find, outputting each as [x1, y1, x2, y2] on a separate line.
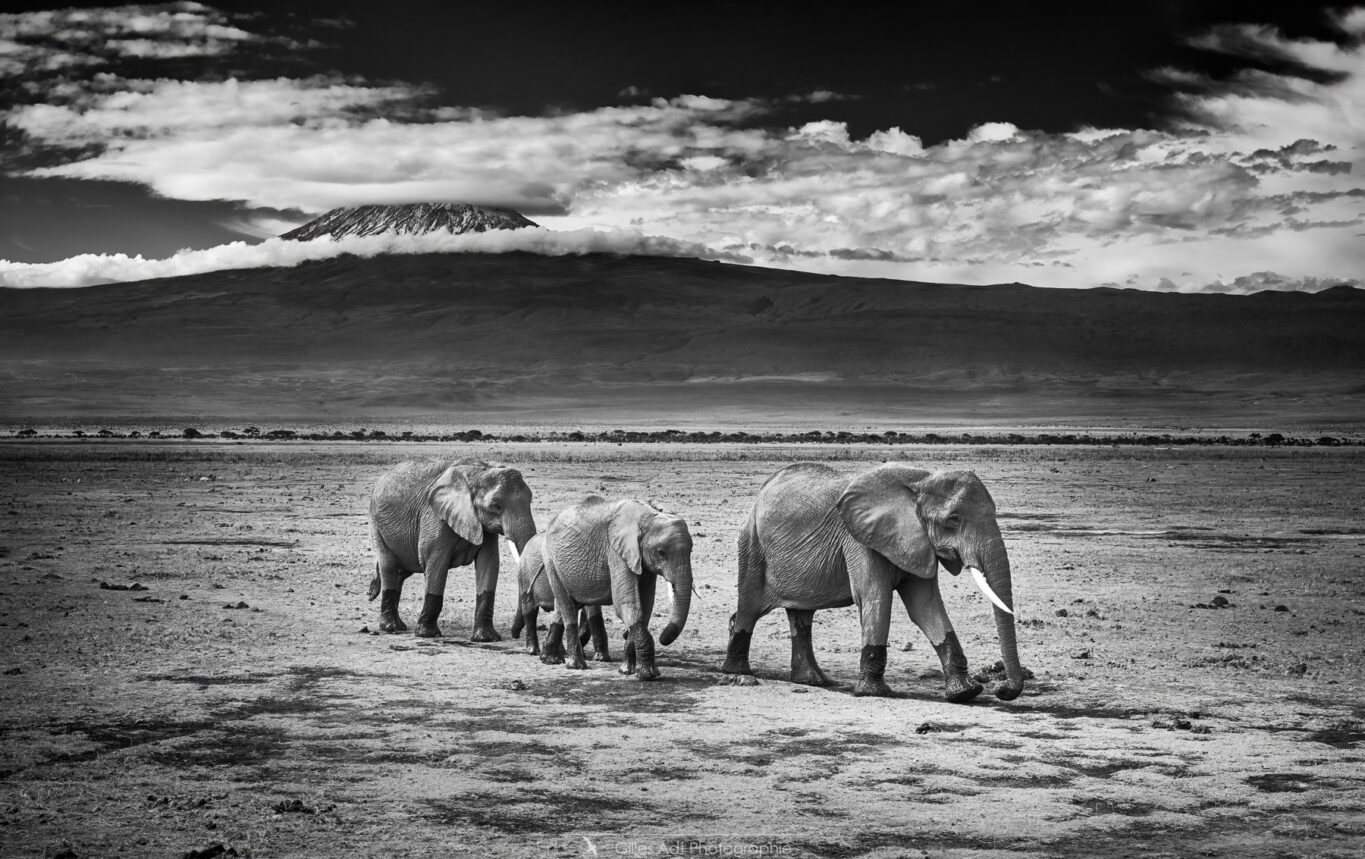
[720, 462, 1025, 702]
[508, 533, 610, 660]
[541, 496, 694, 679]
[367, 457, 536, 640]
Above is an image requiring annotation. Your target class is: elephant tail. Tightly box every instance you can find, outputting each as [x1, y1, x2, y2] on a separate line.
[367, 568, 381, 602]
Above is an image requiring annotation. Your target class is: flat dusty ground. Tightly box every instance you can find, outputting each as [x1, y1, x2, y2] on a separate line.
[1, 441, 1362, 858]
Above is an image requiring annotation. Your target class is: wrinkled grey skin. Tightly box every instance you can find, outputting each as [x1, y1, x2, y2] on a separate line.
[367, 458, 536, 640]
[541, 496, 694, 679]
[508, 533, 607, 660]
[721, 462, 1024, 702]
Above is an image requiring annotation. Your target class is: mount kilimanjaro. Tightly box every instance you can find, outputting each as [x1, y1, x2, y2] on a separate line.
[1, 249, 1362, 428]
[280, 202, 538, 241]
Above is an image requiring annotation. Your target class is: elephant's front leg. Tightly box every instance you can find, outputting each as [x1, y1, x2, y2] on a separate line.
[900, 577, 982, 703]
[616, 570, 659, 680]
[470, 540, 502, 642]
[852, 588, 898, 698]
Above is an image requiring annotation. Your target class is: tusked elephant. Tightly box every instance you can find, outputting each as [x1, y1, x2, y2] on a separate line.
[541, 496, 694, 679]
[367, 457, 536, 640]
[720, 462, 1025, 702]
[508, 533, 610, 660]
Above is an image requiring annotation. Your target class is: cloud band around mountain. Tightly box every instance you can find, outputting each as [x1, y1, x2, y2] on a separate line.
[0, 227, 748, 289]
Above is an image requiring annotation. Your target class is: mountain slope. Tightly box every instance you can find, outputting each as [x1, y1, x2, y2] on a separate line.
[279, 202, 537, 240]
[1, 253, 1362, 427]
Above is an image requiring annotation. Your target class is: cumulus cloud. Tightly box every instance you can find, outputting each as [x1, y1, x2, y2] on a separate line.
[1, 3, 1362, 293]
[0, 227, 749, 288]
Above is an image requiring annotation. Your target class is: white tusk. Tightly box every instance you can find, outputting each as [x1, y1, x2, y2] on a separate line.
[968, 566, 1014, 615]
[507, 539, 521, 564]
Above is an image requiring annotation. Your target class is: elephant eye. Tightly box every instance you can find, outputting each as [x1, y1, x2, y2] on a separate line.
[943, 514, 961, 529]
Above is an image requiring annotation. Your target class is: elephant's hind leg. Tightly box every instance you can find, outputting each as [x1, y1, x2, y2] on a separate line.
[786, 609, 831, 687]
[519, 598, 541, 655]
[540, 613, 565, 664]
[722, 520, 766, 678]
[371, 529, 410, 633]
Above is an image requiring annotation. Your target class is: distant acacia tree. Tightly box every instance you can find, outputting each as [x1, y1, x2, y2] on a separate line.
[183, 427, 202, 439]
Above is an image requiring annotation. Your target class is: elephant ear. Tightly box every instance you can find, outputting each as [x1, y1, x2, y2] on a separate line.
[427, 465, 484, 546]
[837, 463, 935, 575]
[607, 500, 647, 577]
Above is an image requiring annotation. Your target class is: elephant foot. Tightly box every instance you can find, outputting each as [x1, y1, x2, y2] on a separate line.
[591, 651, 614, 663]
[627, 624, 656, 680]
[566, 656, 588, 670]
[471, 592, 499, 642]
[853, 678, 899, 698]
[378, 589, 407, 632]
[540, 622, 565, 663]
[853, 644, 896, 697]
[526, 641, 541, 656]
[378, 615, 408, 633]
[945, 673, 984, 703]
[722, 629, 753, 676]
[415, 593, 443, 638]
[717, 674, 760, 687]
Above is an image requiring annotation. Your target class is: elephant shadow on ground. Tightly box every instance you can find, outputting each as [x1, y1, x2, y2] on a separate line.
[527, 670, 709, 715]
[658, 648, 1045, 705]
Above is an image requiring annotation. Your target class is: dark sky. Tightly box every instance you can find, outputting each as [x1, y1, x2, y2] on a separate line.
[192, 1, 1356, 140]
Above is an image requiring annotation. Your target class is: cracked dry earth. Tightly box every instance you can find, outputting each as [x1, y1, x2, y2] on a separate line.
[1, 440, 1363, 858]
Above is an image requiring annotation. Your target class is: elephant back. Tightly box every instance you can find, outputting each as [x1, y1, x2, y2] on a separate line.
[753, 463, 846, 535]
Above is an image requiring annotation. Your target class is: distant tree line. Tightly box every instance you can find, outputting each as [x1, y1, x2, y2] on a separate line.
[7, 427, 1360, 446]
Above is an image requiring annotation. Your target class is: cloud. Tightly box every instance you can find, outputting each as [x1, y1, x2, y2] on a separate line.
[2, 3, 1363, 293]
[0, 227, 749, 288]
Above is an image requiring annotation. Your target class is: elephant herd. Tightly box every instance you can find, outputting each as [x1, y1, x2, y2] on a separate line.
[367, 457, 1026, 702]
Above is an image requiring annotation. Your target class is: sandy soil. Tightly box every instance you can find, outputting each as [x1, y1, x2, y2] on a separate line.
[1, 441, 1362, 858]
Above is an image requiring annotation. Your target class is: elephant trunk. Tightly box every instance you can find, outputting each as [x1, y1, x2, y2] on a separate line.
[971, 531, 1025, 701]
[503, 511, 537, 557]
[658, 561, 693, 646]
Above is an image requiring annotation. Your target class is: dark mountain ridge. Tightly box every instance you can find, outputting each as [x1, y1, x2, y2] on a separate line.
[1, 252, 1361, 427]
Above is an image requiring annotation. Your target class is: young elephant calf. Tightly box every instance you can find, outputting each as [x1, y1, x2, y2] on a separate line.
[541, 496, 694, 679]
[509, 534, 610, 660]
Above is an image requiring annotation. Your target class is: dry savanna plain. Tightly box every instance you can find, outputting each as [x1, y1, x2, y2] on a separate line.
[1, 439, 1363, 859]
